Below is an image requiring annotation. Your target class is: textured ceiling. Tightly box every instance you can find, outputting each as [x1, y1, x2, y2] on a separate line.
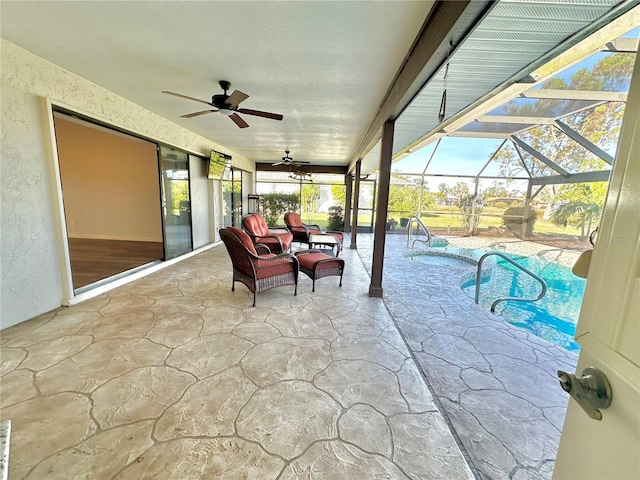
[0, 1, 434, 165]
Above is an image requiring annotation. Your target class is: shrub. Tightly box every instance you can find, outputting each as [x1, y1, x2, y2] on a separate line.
[261, 193, 299, 226]
[327, 205, 344, 231]
[493, 201, 509, 209]
[502, 206, 538, 236]
[456, 194, 485, 235]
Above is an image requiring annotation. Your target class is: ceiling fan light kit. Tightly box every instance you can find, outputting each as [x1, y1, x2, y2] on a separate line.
[162, 80, 283, 128]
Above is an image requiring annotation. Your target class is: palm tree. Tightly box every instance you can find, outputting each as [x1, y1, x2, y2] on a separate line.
[550, 182, 606, 238]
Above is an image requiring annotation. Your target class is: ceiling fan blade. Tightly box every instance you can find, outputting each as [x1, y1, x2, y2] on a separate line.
[238, 108, 283, 121]
[229, 113, 249, 129]
[162, 91, 213, 106]
[292, 160, 311, 165]
[181, 110, 217, 118]
[226, 90, 249, 108]
[272, 161, 285, 166]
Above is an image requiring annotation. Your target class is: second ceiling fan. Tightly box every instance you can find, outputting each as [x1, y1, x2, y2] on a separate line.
[272, 150, 310, 167]
[162, 80, 283, 129]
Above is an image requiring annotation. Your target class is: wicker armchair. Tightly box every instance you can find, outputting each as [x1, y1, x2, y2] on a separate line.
[242, 213, 293, 254]
[284, 212, 344, 247]
[219, 227, 298, 307]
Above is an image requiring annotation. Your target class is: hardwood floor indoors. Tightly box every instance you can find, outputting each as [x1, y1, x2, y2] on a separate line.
[68, 238, 164, 289]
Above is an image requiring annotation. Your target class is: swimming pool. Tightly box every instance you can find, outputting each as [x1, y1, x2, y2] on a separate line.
[406, 246, 585, 351]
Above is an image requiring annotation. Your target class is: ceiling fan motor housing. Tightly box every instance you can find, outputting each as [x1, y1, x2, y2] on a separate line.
[212, 94, 229, 108]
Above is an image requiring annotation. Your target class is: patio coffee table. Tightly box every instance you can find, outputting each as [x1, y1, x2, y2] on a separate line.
[308, 233, 342, 257]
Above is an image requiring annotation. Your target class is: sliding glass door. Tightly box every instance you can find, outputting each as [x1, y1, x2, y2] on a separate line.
[159, 145, 193, 259]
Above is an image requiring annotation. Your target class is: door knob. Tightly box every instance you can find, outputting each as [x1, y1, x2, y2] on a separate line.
[557, 367, 612, 420]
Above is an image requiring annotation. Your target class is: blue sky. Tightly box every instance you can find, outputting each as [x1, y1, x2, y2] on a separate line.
[393, 137, 504, 176]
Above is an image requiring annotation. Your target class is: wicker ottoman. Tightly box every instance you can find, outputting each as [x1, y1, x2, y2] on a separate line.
[294, 250, 345, 292]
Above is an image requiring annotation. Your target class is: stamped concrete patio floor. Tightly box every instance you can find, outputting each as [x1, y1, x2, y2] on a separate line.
[0, 241, 474, 479]
[355, 233, 579, 480]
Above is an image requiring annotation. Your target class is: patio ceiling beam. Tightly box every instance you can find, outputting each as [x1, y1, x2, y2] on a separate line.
[402, 173, 529, 181]
[521, 89, 628, 102]
[530, 185, 547, 201]
[477, 139, 507, 177]
[511, 136, 570, 177]
[531, 170, 610, 186]
[554, 120, 614, 165]
[602, 37, 639, 53]
[421, 138, 442, 175]
[349, 0, 493, 173]
[255, 163, 348, 174]
[477, 115, 557, 125]
[512, 140, 533, 178]
[555, 100, 607, 120]
[446, 131, 512, 139]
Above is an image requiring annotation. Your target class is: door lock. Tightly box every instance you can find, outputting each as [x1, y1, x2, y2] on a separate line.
[557, 367, 612, 420]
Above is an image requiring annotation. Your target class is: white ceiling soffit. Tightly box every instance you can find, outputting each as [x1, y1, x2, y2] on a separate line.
[389, 0, 637, 168]
[0, 1, 434, 166]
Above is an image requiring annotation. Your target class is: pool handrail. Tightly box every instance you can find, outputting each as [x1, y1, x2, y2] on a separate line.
[474, 251, 547, 312]
[406, 215, 432, 248]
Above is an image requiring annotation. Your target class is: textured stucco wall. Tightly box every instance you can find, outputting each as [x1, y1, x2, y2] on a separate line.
[1, 82, 63, 328]
[0, 39, 252, 329]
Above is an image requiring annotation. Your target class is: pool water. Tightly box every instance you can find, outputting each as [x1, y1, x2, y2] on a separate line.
[404, 251, 476, 268]
[412, 247, 586, 351]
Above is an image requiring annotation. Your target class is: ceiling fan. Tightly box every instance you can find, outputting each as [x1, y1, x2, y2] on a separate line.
[162, 80, 283, 129]
[272, 150, 310, 167]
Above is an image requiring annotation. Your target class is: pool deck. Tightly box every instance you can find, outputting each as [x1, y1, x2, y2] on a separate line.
[356, 233, 579, 480]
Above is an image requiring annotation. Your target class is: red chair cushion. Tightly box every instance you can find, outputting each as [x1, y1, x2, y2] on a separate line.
[284, 212, 303, 228]
[227, 226, 257, 255]
[243, 214, 269, 236]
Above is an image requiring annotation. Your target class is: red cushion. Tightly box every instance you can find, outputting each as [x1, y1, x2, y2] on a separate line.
[285, 212, 303, 228]
[255, 257, 294, 279]
[243, 214, 269, 236]
[297, 252, 341, 270]
[227, 226, 257, 255]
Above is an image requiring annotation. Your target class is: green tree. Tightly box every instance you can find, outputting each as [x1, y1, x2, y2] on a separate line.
[550, 182, 606, 237]
[330, 182, 346, 207]
[261, 192, 299, 226]
[301, 183, 321, 215]
[388, 175, 424, 218]
[451, 181, 470, 205]
[482, 181, 509, 199]
[435, 183, 451, 206]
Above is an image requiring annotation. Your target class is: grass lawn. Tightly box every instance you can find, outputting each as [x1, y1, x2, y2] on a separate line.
[299, 208, 583, 238]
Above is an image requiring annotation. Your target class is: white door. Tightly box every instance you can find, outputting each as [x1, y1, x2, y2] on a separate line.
[553, 52, 640, 479]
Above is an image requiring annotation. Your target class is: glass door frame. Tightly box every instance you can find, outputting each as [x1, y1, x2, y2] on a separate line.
[158, 144, 194, 259]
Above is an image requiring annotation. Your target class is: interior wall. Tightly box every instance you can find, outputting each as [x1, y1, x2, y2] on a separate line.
[55, 116, 162, 242]
[0, 39, 254, 330]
